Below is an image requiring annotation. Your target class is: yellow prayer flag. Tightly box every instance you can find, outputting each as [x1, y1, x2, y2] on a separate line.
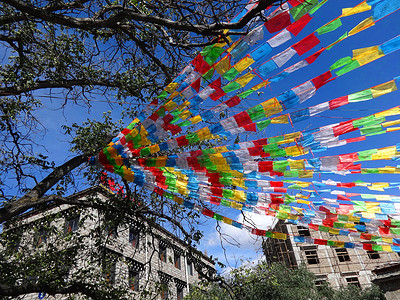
[262, 98, 283, 115]
[168, 91, 180, 99]
[233, 190, 246, 202]
[286, 146, 307, 157]
[376, 107, 400, 118]
[288, 159, 305, 170]
[164, 100, 178, 111]
[234, 56, 255, 73]
[272, 232, 287, 240]
[365, 202, 381, 213]
[155, 157, 167, 168]
[176, 100, 191, 111]
[179, 110, 191, 120]
[235, 73, 256, 87]
[349, 16, 375, 36]
[368, 182, 389, 191]
[382, 237, 393, 244]
[342, 1, 371, 17]
[284, 132, 302, 140]
[353, 45, 383, 66]
[271, 115, 289, 124]
[329, 228, 340, 235]
[197, 128, 212, 140]
[222, 217, 233, 225]
[149, 144, 160, 154]
[376, 194, 391, 201]
[297, 199, 310, 204]
[379, 166, 397, 174]
[387, 127, 400, 132]
[165, 82, 179, 93]
[173, 196, 184, 205]
[344, 223, 355, 229]
[190, 115, 202, 124]
[298, 170, 313, 178]
[232, 178, 246, 189]
[252, 81, 268, 91]
[231, 202, 243, 210]
[383, 119, 400, 127]
[382, 245, 393, 252]
[122, 168, 135, 182]
[335, 241, 345, 247]
[214, 56, 231, 75]
[372, 80, 397, 98]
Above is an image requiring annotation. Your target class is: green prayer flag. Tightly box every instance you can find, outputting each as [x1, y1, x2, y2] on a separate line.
[202, 68, 215, 80]
[238, 89, 255, 98]
[223, 81, 241, 93]
[157, 90, 168, 99]
[204, 47, 224, 65]
[290, 0, 318, 21]
[330, 56, 353, 70]
[256, 119, 271, 130]
[348, 89, 373, 102]
[223, 68, 239, 81]
[309, 0, 328, 14]
[360, 125, 383, 135]
[317, 18, 342, 35]
[335, 60, 360, 76]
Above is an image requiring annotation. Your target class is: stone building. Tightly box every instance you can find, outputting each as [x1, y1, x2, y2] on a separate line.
[263, 220, 400, 289]
[3, 186, 215, 299]
[372, 262, 400, 300]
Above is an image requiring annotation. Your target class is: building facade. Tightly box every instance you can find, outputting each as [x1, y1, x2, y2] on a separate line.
[263, 220, 400, 289]
[4, 186, 215, 299]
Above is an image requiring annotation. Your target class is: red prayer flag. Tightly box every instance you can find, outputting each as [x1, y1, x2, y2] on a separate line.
[176, 136, 189, 147]
[259, 161, 274, 172]
[292, 33, 320, 55]
[287, 13, 312, 36]
[288, 0, 306, 6]
[311, 71, 333, 90]
[333, 121, 355, 136]
[225, 96, 241, 107]
[265, 11, 292, 33]
[234, 111, 252, 127]
[191, 77, 201, 92]
[305, 48, 324, 64]
[329, 96, 349, 110]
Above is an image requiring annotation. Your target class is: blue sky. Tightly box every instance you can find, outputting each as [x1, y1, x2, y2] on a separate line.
[14, 0, 400, 272]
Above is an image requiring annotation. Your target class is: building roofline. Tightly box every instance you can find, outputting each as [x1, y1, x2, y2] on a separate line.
[17, 185, 215, 264]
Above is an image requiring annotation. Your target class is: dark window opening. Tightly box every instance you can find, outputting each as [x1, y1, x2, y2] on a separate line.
[297, 226, 311, 237]
[159, 245, 167, 262]
[335, 248, 351, 262]
[177, 287, 184, 300]
[304, 246, 319, 264]
[174, 252, 181, 269]
[65, 216, 79, 234]
[367, 250, 380, 259]
[129, 270, 140, 291]
[34, 230, 47, 247]
[187, 260, 193, 276]
[129, 227, 139, 248]
[346, 277, 361, 288]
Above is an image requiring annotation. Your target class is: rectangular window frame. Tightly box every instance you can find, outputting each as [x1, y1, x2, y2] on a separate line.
[335, 248, 351, 262]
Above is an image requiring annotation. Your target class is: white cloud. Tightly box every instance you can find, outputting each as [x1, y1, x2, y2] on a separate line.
[199, 212, 277, 271]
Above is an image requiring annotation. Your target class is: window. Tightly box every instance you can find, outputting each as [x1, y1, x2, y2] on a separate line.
[174, 252, 181, 269]
[129, 227, 139, 249]
[335, 248, 350, 262]
[315, 280, 326, 290]
[304, 246, 319, 264]
[297, 226, 311, 237]
[105, 221, 118, 238]
[159, 245, 167, 262]
[129, 270, 140, 291]
[65, 215, 79, 234]
[346, 277, 361, 288]
[161, 285, 168, 300]
[177, 287, 183, 300]
[34, 230, 47, 246]
[187, 260, 193, 276]
[103, 262, 116, 285]
[367, 250, 380, 259]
